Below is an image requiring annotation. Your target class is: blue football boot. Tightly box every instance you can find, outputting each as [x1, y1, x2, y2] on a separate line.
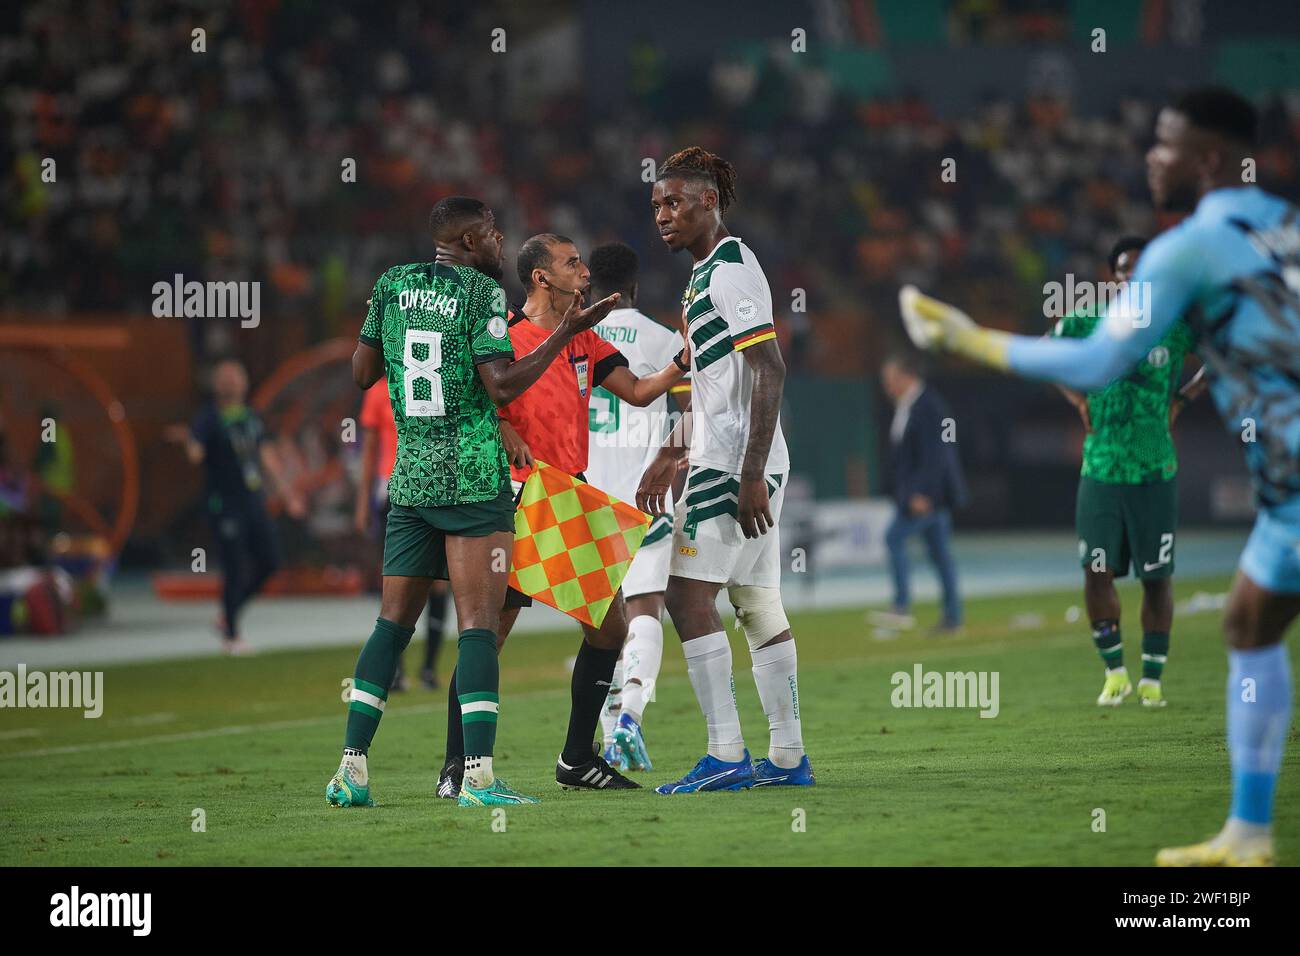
[655, 750, 754, 794]
[752, 755, 816, 787]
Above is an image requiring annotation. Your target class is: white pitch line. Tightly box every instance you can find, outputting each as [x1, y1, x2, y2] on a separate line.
[0, 729, 40, 740]
[3, 629, 1082, 761]
[2, 684, 571, 761]
[3, 704, 443, 760]
[122, 711, 176, 727]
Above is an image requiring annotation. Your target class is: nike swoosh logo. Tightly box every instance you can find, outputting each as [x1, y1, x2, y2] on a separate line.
[1143, 561, 1168, 571]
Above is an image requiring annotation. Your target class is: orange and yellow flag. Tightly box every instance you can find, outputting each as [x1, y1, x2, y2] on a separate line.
[508, 462, 651, 628]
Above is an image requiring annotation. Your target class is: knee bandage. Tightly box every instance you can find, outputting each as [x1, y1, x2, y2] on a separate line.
[728, 585, 790, 650]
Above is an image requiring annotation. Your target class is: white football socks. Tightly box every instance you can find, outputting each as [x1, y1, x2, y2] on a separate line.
[464, 755, 494, 789]
[683, 630, 745, 762]
[600, 658, 624, 746]
[751, 639, 804, 769]
[341, 749, 368, 785]
[621, 614, 664, 723]
[1216, 817, 1273, 846]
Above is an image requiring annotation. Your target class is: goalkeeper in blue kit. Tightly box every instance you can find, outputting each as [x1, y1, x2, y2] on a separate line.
[902, 89, 1299, 866]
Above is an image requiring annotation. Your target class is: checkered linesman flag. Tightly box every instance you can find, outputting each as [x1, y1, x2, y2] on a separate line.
[508, 461, 652, 627]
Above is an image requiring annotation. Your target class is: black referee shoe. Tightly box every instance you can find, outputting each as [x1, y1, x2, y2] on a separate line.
[556, 753, 641, 791]
[436, 757, 464, 799]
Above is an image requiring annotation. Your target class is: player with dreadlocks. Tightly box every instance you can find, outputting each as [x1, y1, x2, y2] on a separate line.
[638, 147, 814, 792]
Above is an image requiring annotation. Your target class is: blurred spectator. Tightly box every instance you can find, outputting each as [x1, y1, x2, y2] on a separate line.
[33, 402, 74, 537]
[879, 352, 968, 633]
[0, 428, 38, 568]
[166, 359, 306, 654]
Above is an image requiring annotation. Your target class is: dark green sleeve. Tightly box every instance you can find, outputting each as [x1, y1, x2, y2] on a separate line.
[359, 275, 386, 348]
[468, 272, 514, 364]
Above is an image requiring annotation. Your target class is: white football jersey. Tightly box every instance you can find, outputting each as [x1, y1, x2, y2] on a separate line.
[585, 307, 689, 507]
[680, 236, 790, 475]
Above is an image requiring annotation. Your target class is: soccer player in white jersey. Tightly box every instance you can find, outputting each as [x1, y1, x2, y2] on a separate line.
[584, 242, 692, 772]
[638, 147, 814, 792]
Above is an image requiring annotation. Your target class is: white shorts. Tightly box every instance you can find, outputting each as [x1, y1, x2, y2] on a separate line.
[669, 467, 787, 588]
[622, 515, 673, 598]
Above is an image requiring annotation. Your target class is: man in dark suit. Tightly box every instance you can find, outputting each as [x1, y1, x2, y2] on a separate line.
[879, 353, 968, 633]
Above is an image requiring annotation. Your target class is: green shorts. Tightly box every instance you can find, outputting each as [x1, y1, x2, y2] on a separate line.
[1075, 475, 1177, 580]
[382, 485, 515, 579]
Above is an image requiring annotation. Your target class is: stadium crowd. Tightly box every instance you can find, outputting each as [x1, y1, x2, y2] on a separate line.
[5, 1, 1300, 373]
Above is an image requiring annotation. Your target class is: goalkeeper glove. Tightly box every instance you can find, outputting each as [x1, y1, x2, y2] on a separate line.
[898, 285, 1011, 370]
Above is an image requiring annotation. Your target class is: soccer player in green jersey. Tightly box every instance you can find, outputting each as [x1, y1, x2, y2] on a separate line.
[1050, 237, 1207, 707]
[326, 196, 619, 808]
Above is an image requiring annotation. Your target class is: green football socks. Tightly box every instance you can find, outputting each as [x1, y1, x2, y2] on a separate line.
[457, 628, 500, 759]
[344, 618, 414, 753]
[1142, 631, 1170, 681]
[1092, 618, 1122, 670]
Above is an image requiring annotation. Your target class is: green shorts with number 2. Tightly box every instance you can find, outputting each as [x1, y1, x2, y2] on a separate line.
[1075, 476, 1177, 580]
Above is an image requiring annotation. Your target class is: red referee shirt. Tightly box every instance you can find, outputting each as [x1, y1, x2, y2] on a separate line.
[500, 307, 628, 482]
[359, 380, 398, 482]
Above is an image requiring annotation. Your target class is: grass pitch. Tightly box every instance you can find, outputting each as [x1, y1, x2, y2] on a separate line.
[2, 573, 1296, 866]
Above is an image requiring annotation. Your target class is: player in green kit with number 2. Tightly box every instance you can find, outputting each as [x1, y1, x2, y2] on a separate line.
[326, 197, 619, 808]
[1050, 237, 1207, 708]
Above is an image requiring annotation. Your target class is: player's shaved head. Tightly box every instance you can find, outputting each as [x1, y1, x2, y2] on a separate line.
[430, 196, 504, 282]
[1147, 87, 1257, 212]
[429, 196, 490, 242]
[1174, 88, 1258, 147]
[588, 242, 638, 302]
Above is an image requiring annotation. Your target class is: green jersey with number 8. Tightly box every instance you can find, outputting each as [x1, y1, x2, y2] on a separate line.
[359, 261, 514, 507]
